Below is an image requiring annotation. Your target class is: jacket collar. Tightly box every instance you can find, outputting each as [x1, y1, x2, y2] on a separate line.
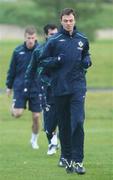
[24, 40, 38, 51]
[60, 26, 77, 37]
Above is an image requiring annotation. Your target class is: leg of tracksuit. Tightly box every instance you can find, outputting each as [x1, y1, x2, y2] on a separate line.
[47, 103, 58, 134]
[43, 110, 52, 144]
[44, 103, 58, 144]
[55, 95, 72, 162]
[70, 90, 86, 163]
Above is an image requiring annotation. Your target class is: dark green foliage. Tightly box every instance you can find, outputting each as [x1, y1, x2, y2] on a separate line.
[0, 0, 113, 40]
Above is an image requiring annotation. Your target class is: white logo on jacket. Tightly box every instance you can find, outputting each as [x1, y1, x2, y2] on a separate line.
[77, 41, 84, 50]
[59, 39, 66, 42]
[19, 51, 25, 55]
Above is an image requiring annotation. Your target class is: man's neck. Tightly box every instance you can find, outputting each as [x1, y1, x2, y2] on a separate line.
[69, 31, 73, 36]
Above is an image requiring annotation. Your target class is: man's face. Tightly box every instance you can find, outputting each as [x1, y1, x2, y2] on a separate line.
[25, 33, 37, 49]
[61, 13, 75, 33]
[47, 28, 58, 38]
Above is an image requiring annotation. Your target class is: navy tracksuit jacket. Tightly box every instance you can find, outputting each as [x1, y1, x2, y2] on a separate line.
[39, 26, 92, 162]
[6, 42, 40, 96]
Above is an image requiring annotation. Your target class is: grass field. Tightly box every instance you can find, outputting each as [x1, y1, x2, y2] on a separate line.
[88, 40, 113, 88]
[0, 91, 113, 180]
[0, 40, 112, 89]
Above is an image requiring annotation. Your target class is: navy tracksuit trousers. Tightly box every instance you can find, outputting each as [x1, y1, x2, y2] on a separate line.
[43, 86, 58, 143]
[44, 103, 57, 136]
[55, 90, 86, 163]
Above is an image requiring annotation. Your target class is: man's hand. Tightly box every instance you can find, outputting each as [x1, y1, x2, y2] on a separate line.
[39, 54, 65, 70]
[81, 56, 92, 69]
[6, 88, 12, 97]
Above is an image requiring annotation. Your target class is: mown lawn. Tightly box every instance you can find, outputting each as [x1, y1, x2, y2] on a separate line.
[87, 40, 113, 88]
[0, 91, 113, 180]
[0, 40, 21, 89]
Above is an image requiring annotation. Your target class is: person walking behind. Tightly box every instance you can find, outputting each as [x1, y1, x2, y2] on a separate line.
[42, 24, 59, 155]
[6, 26, 41, 150]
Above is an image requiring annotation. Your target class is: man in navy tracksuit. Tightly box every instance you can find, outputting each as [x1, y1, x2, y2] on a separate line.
[39, 8, 92, 174]
[41, 24, 59, 155]
[6, 26, 42, 150]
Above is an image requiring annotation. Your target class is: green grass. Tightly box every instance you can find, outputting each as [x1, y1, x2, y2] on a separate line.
[0, 40, 21, 89]
[87, 40, 113, 88]
[0, 91, 113, 180]
[0, 40, 112, 89]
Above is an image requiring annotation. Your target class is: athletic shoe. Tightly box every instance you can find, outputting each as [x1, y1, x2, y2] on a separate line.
[30, 140, 39, 150]
[65, 160, 73, 173]
[73, 162, 86, 174]
[58, 157, 67, 167]
[47, 144, 56, 155]
[51, 134, 57, 145]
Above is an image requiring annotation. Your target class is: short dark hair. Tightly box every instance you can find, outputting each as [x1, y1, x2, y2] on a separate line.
[43, 24, 58, 35]
[24, 26, 37, 35]
[60, 8, 76, 19]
